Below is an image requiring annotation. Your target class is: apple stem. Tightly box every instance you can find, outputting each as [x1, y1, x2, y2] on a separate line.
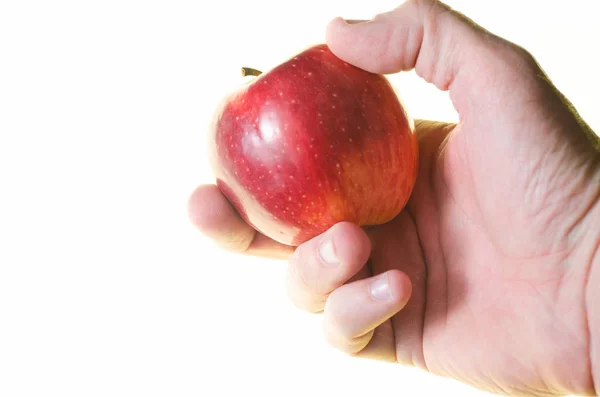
[241, 67, 262, 77]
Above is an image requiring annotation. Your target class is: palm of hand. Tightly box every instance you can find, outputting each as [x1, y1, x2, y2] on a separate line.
[369, 79, 596, 395]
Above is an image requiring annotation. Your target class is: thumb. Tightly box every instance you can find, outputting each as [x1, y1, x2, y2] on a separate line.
[325, 0, 539, 116]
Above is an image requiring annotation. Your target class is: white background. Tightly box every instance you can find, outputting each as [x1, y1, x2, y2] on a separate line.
[1, 0, 598, 396]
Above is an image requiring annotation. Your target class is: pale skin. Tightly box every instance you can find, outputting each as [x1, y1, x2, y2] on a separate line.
[188, 1, 600, 396]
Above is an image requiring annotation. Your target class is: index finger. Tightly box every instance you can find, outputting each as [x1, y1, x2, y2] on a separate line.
[187, 184, 294, 260]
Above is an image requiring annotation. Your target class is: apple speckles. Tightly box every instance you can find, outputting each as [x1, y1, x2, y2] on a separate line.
[235, 116, 239, 120]
[292, 64, 297, 67]
[212, 45, 418, 242]
[336, 163, 340, 168]
[307, 72, 313, 77]
[288, 196, 292, 201]
[331, 105, 336, 109]
[291, 99, 297, 104]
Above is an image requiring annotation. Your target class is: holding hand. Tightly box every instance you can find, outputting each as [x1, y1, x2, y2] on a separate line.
[189, 1, 600, 395]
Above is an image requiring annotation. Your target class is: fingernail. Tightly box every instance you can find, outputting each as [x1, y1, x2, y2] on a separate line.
[370, 275, 392, 300]
[319, 238, 339, 266]
[343, 19, 368, 25]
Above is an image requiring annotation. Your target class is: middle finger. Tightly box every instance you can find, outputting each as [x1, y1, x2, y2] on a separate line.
[285, 222, 371, 313]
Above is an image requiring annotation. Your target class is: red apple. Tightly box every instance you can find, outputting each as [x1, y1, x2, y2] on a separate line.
[208, 44, 418, 246]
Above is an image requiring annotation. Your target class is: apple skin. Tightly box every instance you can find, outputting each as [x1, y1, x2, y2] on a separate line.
[209, 44, 418, 246]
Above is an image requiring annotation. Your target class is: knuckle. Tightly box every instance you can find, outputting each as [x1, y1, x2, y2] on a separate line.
[287, 291, 325, 313]
[323, 294, 357, 342]
[285, 260, 325, 313]
[288, 248, 314, 293]
[509, 42, 537, 65]
[323, 317, 371, 355]
[499, 41, 539, 75]
[322, 292, 373, 354]
[218, 229, 255, 253]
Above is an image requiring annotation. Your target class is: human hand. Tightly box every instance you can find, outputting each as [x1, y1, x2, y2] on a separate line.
[188, 0, 600, 395]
